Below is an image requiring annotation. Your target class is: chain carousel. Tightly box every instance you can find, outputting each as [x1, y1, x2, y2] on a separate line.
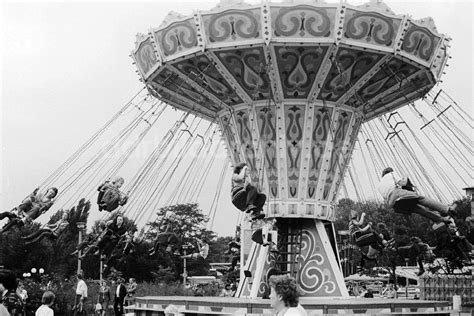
[130, 0, 451, 313]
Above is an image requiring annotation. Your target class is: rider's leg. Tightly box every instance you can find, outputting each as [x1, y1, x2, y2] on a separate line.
[412, 205, 449, 223]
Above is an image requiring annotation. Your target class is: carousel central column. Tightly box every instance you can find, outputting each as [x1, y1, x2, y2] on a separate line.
[220, 101, 363, 298]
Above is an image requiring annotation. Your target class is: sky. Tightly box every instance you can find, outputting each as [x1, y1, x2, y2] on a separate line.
[1, 0, 473, 237]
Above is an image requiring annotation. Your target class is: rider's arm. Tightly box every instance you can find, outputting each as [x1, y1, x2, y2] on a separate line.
[359, 224, 371, 232]
[354, 212, 366, 226]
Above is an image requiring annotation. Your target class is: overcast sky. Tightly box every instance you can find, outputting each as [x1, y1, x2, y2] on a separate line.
[1, 0, 472, 236]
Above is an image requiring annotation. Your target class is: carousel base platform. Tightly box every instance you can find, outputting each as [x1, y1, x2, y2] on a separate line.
[130, 296, 452, 315]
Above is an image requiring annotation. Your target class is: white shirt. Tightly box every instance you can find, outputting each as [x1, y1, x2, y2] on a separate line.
[116, 284, 122, 297]
[76, 280, 88, 298]
[283, 305, 307, 316]
[377, 173, 398, 201]
[35, 305, 54, 316]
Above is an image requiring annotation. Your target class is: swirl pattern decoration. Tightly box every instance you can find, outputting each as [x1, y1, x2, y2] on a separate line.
[318, 48, 384, 101]
[307, 106, 333, 198]
[272, 6, 334, 38]
[344, 10, 400, 47]
[296, 221, 337, 295]
[401, 22, 440, 61]
[152, 68, 220, 112]
[275, 46, 328, 99]
[173, 55, 243, 105]
[235, 110, 259, 184]
[347, 57, 420, 106]
[215, 47, 271, 100]
[322, 111, 352, 200]
[205, 9, 260, 43]
[285, 105, 305, 198]
[220, 114, 242, 164]
[135, 39, 158, 75]
[256, 107, 279, 198]
[156, 19, 197, 57]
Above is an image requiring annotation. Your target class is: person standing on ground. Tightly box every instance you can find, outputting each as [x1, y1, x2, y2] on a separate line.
[35, 291, 55, 316]
[74, 273, 88, 316]
[113, 278, 127, 316]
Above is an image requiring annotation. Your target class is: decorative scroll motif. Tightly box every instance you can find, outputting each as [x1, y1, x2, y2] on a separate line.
[135, 39, 158, 75]
[365, 71, 432, 114]
[401, 22, 440, 62]
[173, 55, 243, 105]
[318, 48, 384, 101]
[150, 83, 190, 109]
[343, 10, 400, 47]
[155, 19, 198, 57]
[284, 105, 305, 198]
[330, 116, 362, 202]
[272, 6, 334, 38]
[346, 57, 420, 107]
[152, 68, 221, 113]
[220, 114, 242, 163]
[307, 106, 333, 199]
[204, 9, 260, 43]
[234, 110, 259, 183]
[256, 107, 278, 198]
[296, 222, 338, 295]
[322, 111, 352, 200]
[275, 46, 328, 99]
[214, 47, 271, 100]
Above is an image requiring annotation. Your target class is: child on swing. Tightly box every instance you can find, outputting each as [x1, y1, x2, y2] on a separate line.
[231, 162, 265, 221]
[97, 177, 128, 212]
[22, 211, 69, 244]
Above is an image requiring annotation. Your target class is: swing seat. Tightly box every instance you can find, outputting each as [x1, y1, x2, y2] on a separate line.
[355, 232, 380, 247]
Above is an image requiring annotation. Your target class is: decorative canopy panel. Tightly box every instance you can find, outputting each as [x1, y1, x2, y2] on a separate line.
[133, 0, 449, 220]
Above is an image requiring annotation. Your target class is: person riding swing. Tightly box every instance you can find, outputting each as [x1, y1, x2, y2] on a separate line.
[378, 167, 457, 224]
[22, 211, 69, 244]
[231, 162, 265, 221]
[1, 187, 58, 233]
[97, 177, 128, 212]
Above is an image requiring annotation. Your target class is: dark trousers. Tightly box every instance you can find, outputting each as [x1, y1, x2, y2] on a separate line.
[113, 297, 124, 316]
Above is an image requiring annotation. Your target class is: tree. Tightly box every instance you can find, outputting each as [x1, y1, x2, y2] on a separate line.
[0, 198, 90, 278]
[145, 203, 217, 280]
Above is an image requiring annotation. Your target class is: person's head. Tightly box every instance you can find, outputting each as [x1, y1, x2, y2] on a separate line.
[116, 216, 124, 226]
[129, 278, 135, 284]
[76, 273, 83, 280]
[112, 176, 125, 189]
[466, 216, 474, 228]
[233, 162, 247, 174]
[164, 304, 179, 316]
[41, 291, 55, 306]
[117, 277, 124, 284]
[0, 269, 17, 293]
[269, 275, 300, 311]
[45, 187, 59, 199]
[61, 211, 69, 220]
[381, 167, 394, 178]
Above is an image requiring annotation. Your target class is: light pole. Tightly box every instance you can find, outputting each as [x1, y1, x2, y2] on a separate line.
[182, 244, 189, 286]
[77, 222, 86, 275]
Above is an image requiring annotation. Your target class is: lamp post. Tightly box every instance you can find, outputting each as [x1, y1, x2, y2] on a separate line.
[182, 244, 190, 286]
[77, 222, 86, 275]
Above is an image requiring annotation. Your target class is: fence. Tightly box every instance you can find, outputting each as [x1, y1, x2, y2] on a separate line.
[419, 275, 473, 305]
